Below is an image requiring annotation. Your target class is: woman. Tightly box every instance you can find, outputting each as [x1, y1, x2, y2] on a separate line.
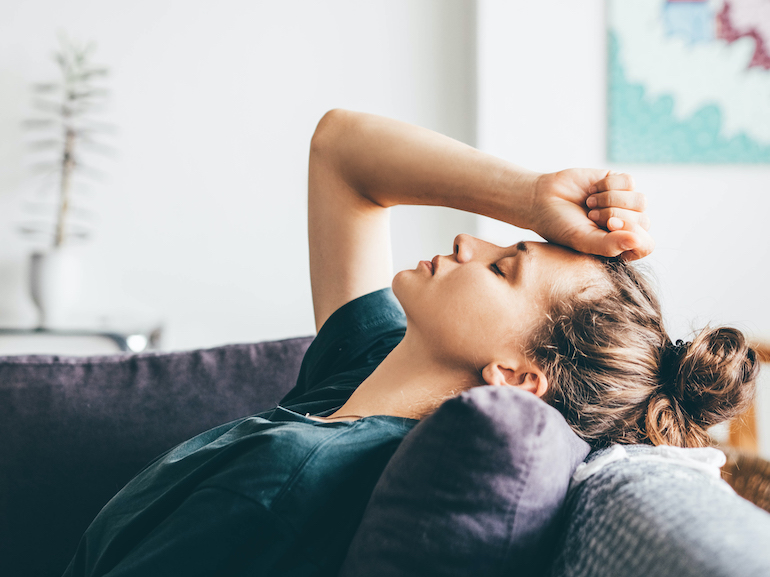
[64, 110, 757, 577]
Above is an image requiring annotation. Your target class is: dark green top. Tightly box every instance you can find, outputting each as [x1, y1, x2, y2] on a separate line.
[64, 289, 415, 577]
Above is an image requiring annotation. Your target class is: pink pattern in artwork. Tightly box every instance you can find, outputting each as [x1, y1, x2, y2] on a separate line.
[717, 0, 770, 70]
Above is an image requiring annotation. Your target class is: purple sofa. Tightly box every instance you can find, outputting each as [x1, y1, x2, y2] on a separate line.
[1, 338, 312, 577]
[3, 337, 770, 577]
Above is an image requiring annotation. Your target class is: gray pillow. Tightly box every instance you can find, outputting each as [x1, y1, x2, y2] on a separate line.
[551, 445, 770, 577]
[339, 386, 591, 577]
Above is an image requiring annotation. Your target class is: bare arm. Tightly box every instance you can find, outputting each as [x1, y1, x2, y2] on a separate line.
[308, 109, 538, 331]
[308, 109, 651, 330]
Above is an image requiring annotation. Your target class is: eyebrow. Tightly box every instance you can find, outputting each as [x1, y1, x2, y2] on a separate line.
[511, 241, 532, 283]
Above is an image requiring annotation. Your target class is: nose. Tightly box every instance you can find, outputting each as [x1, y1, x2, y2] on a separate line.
[453, 233, 488, 263]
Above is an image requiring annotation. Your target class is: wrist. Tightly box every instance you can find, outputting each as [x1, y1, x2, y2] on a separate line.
[506, 169, 544, 231]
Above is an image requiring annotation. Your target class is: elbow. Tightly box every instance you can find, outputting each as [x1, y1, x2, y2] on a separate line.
[309, 108, 352, 159]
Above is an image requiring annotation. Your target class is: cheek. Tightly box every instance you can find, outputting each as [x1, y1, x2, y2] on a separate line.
[441, 271, 497, 313]
[441, 277, 535, 349]
[394, 267, 513, 332]
[428, 276, 511, 350]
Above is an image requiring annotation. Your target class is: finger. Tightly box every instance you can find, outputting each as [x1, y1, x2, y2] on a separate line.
[574, 223, 654, 260]
[587, 207, 651, 231]
[618, 224, 655, 261]
[588, 172, 635, 194]
[605, 220, 655, 260]
[586, 190, 647, 211]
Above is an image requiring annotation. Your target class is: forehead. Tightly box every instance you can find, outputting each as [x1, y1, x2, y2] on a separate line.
[503, 240, 586, 261]
[512, 241, 605, 293]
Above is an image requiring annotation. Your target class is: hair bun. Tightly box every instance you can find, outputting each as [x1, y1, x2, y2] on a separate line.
[669, 327, 758, 426]
[658, 339, 689, 385]
[648, 327, 759, 447]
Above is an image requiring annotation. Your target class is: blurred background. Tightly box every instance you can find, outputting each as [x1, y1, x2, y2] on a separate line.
[1, 0, 769, 448]
[0, 0, 477, 350]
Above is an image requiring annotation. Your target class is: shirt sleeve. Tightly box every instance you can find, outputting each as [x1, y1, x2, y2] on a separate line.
[277, 288, 406, 415]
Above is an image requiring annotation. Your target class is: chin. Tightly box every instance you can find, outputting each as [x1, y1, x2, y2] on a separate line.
[391, 269, 421, 316]
[391, 270, 408, 302]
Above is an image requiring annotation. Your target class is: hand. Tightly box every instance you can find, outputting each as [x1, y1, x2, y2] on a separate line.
[527, 169, 653, 261]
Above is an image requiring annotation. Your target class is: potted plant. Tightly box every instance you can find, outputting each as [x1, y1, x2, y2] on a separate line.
[22, 36, 111, 328]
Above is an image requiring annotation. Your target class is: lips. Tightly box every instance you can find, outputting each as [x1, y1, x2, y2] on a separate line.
[420, 260, 434, 274]
[431, 255, 440, 275]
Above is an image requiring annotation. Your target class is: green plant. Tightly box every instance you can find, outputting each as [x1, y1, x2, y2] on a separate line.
[22, 35, 111, 248]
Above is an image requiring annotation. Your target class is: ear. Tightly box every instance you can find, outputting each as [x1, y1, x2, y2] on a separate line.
[481, 359, 548, 398]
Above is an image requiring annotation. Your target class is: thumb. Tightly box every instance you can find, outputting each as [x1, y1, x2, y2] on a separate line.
[611, 220, 654, 261]
[574, 224, 654, 260]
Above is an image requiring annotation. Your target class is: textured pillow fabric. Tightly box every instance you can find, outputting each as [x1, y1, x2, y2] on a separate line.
[0, 337, 311, 577]
[550, 445, 770, 577]
[339, 386, 591, 577]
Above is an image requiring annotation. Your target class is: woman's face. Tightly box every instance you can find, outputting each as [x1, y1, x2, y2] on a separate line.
[392, 234, 603, 369]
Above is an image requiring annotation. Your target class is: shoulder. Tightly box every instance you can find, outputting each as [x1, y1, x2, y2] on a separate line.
[306, 288, 405, 375]
[280, 289, 406, 413]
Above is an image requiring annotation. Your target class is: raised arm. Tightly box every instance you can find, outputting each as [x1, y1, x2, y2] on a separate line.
[308, 109, 652, 331]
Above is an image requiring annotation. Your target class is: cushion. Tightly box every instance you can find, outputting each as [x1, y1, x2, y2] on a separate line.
[0, 337, 312, 577]
[550, 445, 770, 577]
[339, 386, 591, 577]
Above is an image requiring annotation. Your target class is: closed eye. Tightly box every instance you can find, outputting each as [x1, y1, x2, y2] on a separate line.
[491, 263, 505, 277]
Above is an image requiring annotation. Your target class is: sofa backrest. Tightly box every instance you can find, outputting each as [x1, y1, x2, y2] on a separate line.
[0, 337, 311, 577]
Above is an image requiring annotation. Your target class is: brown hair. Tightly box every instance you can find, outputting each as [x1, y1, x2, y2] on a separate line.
[528, 258, 759, 449]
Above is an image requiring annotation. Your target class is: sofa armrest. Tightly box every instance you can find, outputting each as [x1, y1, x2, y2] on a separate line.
[0, 336, 312, 577]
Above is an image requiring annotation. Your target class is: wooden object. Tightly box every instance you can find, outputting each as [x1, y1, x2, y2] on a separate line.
[728, 342, 770, 452]
[721, 448, 770, 513]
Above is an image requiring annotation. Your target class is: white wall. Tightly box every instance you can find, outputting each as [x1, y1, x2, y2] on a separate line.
[0, 0, 476, 350]
[477, 0, 770, 455]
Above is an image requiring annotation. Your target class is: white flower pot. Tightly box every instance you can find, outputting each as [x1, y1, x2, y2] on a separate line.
[29, 248, 82, 328]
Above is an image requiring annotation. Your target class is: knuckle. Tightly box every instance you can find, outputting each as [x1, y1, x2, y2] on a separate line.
[600, 191, 615, 207]
[622, 173, 635, 190]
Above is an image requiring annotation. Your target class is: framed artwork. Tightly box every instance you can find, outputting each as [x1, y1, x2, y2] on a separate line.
[608, 0, 770, 163]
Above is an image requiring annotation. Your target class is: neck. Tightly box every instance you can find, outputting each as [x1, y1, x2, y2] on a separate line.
[329, 330, 479, 420]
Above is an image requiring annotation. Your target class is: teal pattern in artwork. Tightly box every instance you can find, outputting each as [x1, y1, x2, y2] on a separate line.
[608, 32, 770, 164]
